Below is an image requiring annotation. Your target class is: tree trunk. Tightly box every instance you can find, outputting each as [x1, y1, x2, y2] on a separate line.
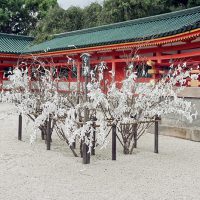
[123, 144, 130, 154]
[121, 123, 138, 154]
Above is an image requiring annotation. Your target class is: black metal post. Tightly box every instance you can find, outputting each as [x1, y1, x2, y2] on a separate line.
[82, 108, 90, 164]
[154, 116, 159, 153]
[112, 124, 117, 160]
[133, 123, 137, 148]
[46, 117, 51, 150]
[18, 113, 22, 141]
[91, 123, 96, 156]
[72, 140, 76, 149]
[81, 53, 91, 164]
[82, 141, 90, 164]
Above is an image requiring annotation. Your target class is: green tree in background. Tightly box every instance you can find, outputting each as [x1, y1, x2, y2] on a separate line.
[66, 6, 84, 31]
[32, 5, 84, 42]
[1, 0, 200, 41]
[99, 0, 176, 25]
[187, 0, 200, 7]
[83, 2, 103, 28]
[0, 0, 57, 35]
[31, 5, 69, 43]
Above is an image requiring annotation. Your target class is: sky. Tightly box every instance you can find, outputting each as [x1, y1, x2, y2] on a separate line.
[57, 0, 103, 9]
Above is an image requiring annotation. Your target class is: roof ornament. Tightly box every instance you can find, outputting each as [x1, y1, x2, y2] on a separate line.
[67, 44, 77, 49]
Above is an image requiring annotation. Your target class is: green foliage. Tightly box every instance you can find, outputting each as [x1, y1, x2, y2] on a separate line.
[0, 0, 57, 35]
[101, 0, 160, 24]
[83, 3, 103, 28]
[32, 5, 84, 43]
[187, 0, 200, 7]
[32, 5, 68, 43]
[1, 0, 200, 42]
[66, 6, 84, 31]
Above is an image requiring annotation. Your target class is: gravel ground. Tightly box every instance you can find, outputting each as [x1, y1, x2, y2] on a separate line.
[0, 103, 200, 200]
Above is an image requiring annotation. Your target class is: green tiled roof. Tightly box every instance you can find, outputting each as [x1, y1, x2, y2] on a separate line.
[1, 6, 200, 55]
[26, 6, 200, 54]
[0, 33, 34, 54]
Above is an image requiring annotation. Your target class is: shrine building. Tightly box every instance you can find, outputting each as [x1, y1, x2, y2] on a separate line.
[1, 6, 200, 95]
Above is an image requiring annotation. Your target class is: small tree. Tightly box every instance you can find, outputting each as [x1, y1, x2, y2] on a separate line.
[86, 62, 197, 154]
[0, 57, 79, 156]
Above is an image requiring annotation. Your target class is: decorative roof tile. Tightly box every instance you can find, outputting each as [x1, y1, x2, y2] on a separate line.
[0, 33, 34, 54]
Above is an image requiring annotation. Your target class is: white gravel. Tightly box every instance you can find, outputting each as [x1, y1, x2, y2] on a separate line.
[0, 103, 200, 200]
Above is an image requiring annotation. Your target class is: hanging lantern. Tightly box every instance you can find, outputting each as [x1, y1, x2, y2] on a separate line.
[80, 53, 91, 77]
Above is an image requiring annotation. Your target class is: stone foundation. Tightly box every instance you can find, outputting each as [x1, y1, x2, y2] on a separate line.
[151, 125, 200, 142]
[149, 89, 200, 142]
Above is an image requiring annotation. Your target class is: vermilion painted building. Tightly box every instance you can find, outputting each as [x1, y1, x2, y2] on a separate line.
[1, 6, 200, 94]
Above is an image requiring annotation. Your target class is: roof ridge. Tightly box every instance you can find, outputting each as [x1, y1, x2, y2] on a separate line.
[55, 6, 200, 39]
[0, 33, 34, 40]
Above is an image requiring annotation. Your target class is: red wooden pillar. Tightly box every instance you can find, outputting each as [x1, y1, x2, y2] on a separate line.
[156, 45, 162, 64]
[156, 51, 162, 64]
[77, 59, 81, 93]
[153, 46, 162, 80]
[111, 60, 116, 83]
